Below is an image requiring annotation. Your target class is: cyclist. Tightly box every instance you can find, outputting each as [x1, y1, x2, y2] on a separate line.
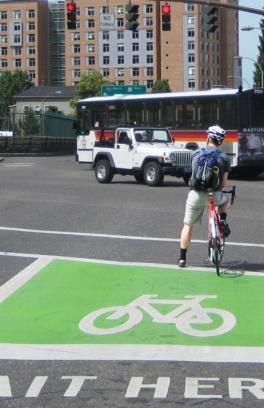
[178, 125, 231, 268]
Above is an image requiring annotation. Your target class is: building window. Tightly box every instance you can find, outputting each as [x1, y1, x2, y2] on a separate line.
[28, 22, 35, 30]
[1, 47, 7, 56]
[14, 34, 21, 43]
[103, 56, 110, 64]
[87, 45, 95, 52]
[188, 80, 195, 88]
[188, 41, 195, 50]
[88, 56, 95, 65]
[1, 59, 8, 67]
[74, 57, 80, 65]
[117, 18, 124, 27]
[188, 54, 195, 63]
[0, 23, 7, 32]
[146, 67, 153, 76]
[28, 70, 35, 80]
[86, 7, 95, 16]
[102, 31, 109, 40]
[117, 80, 124, 85]
[133, 55, 139, 64]
[117, 31, 124, 39]
[188, 16, 195, 25]
[146, 80, 153, 89]
[117, 6, 124, 14]
[103, 43, 109, 52]
[14, 23, 21, 31]
[73, 69, 81, 78]
[13, 47, 21, 55]
[14, 58, 21, 67]
[117, 68, 124, 76]
[187, 4, 195, 12]
[87, 20, 95, 28]
[72, 32, 80, 41]
[146, 29, 153, 39]
[146, 42, 153, 51]
[132, 67, 139, 76]
[0, 36, 7, 43]
[188, 29, 195, 37]
[145, 17, 153, 26]
[101, 6, 109, 14]
[0, 11, 7, 19]
[102, 68, 110, 77]
[73, 44, 80, 53]
[117, 43, 124, 52]
[28, 58, 35, 67]
[27, 46, 35, 55]
[28, 34, 35, 43]
[13, 10, 21, 19]
[28, 10, 35, 18]
[87, 32, 95, 41]
[145, 4, 153, 13]
[132, 31, 139, 39]
[188, 66, 195, 75]
[146, 54, 153, 64]
[132, 43, 139, 52]
[118, 55, 124, 64]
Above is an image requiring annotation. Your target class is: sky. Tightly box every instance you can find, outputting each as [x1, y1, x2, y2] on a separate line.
[239, 0, 263, 87]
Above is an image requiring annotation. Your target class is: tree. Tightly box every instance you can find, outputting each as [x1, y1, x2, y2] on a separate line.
[70, 70, 110, 111]
[0, 70, 33, 116]
[152, 79, 171, 93]
[253, 19, 264, 87]
[18, 107, 40, 136]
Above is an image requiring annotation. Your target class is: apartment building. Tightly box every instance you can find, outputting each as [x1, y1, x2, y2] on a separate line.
[0, 0, 49, 85]
[64, 0, 239, 91]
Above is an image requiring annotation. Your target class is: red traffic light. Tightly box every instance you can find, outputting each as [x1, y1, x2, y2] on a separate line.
[67, 2, 76, 12]
[162, 4, 171, 14]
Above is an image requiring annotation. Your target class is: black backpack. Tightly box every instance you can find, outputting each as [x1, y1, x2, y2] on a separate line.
[189, 148, 223, 191]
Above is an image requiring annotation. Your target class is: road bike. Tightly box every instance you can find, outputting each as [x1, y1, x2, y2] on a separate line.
[207, 185, 236, 276]
[79, 294, 236, 337]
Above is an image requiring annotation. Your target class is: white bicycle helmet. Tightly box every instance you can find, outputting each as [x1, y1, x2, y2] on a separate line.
[207, 125, 226, 145]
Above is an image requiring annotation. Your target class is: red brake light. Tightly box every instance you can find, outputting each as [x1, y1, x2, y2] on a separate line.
[162, 4, 171, 14]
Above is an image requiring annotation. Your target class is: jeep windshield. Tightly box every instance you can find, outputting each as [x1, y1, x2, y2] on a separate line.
[134, 128, 172, 143]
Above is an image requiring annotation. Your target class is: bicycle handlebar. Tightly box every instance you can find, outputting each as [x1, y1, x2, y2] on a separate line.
[222, 185, 236, 205]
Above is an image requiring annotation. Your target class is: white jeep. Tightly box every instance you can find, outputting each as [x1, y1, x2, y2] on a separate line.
[87, 127, 192, 186]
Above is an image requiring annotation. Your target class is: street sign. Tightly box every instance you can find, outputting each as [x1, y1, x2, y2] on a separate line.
[101, 85, 147, 96]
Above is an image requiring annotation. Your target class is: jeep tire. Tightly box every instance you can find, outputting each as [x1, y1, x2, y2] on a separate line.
[143, 161, 164, 186]
[95, 159, 113, 183]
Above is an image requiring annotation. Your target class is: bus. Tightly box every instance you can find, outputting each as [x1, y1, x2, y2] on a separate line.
[76, 87, 264, 176]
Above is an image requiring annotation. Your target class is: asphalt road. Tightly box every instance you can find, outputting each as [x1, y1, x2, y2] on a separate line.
[0, 156, 264, 408]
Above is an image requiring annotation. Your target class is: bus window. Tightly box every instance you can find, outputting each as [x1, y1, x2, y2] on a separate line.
[176, 101, 195, 128]
[91, 104, 106, 127]
[79, 111, 91, 134]
[125, 102, 144, 125]
[197, 99, 219, 128]
[108, 103, 125, 126]
[161, 100, 176, 126]
[145, 102, 161, 126]
[220, 97, 237, 129]
[251, 93, 264, 127]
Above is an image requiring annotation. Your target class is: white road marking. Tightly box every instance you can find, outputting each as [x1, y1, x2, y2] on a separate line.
[0, 252, 262, 361]
[3, 163, 34, 167]
[0, 226, 263, 248]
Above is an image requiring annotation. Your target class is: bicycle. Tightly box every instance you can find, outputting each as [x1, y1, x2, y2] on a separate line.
[207, 185, 236, 276]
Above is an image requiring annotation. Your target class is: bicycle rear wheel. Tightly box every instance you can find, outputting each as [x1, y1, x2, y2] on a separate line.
[212, 238, 220, 276]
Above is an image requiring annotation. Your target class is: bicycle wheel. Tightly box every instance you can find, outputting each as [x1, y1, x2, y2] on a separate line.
[212, 238, 220, 276]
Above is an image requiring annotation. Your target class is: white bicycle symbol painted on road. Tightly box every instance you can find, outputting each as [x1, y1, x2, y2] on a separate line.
[79, 294, 236, 337]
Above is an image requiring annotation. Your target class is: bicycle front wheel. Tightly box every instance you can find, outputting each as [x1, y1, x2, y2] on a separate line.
[211, 238, 222, 276]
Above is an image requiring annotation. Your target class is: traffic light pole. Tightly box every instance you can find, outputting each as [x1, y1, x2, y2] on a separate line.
[155, 0, 264, 16]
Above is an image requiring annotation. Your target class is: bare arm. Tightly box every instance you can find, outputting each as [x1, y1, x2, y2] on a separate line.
[221, 172, 228, 188]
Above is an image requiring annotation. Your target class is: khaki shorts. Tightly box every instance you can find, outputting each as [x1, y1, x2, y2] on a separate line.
[183, 190, 228, 225]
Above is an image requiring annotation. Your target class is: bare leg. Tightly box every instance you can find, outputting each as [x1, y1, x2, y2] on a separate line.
[180, 224, 193, 249]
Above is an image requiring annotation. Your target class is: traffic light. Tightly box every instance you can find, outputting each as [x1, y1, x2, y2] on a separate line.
[66, 2, 77, 30]
[204, 5, 218, 33]
[161, 3, 171, 32]
[125, 3, 139, 31]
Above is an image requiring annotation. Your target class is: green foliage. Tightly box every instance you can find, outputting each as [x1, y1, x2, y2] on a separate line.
[18, 107, 40, 136]
[253, 20, 264, 88]
[152, 79, 171, 93]
[0, 70, 33, 115]
[70, 70, 110, 111]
